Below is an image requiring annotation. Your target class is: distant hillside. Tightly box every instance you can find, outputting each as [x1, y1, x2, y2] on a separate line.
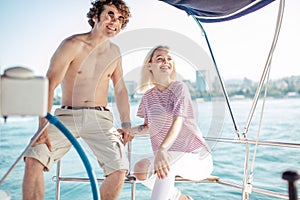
[52, 75, 300, 105]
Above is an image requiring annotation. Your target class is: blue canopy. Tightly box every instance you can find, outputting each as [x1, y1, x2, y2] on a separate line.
[159, 0, 276, 22]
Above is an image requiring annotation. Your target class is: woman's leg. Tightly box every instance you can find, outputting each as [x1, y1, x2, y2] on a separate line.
[134, 158, 151, 180]
[134, 154, 193, 200]
[151, 170, 175, 200]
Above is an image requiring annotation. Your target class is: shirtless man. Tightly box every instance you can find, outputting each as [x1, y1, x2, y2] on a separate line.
[22, 1, 132, 199]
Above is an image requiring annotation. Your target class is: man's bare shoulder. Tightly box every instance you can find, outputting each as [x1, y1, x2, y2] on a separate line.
[109, 42, 121, 55]
[61, 33, 89, 48]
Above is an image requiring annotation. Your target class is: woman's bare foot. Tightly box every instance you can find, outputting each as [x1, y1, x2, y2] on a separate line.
[179, 194, 193, 200]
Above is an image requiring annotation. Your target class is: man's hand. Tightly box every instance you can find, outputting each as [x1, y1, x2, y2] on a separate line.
[117, 127, 134, 145]
[33, 118, 52, 151]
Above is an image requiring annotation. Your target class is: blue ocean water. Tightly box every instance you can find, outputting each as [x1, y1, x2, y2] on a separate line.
[1, 98, 300, 200]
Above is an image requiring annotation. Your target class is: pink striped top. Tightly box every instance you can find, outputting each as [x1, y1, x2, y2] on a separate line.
[137, 81, 207, 153]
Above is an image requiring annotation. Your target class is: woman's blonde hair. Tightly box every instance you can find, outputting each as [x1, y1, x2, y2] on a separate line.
[139, 45, 176, 92]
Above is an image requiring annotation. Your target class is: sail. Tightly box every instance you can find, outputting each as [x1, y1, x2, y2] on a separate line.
[159, 0, 276, 22]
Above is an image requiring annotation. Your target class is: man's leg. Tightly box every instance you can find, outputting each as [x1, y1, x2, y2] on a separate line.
[22, 157, 45, 200]
[100, 169, 127, 200]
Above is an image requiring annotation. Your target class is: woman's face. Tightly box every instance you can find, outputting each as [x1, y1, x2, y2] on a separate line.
[149, 49, 174, 78]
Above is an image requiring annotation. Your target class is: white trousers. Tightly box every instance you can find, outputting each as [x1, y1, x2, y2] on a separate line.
[141, 149, 213, 200]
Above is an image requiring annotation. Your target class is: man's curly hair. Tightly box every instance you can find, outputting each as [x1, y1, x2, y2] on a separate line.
[87, 0, 131, 29]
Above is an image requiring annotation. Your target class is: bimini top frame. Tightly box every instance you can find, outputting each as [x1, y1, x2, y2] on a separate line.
[158, 1, 300, 200]
[160, 0, 282, 139]
[159, 0, 276, 23]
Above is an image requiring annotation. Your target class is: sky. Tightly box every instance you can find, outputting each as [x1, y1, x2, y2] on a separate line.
[0, 0, 299, 81]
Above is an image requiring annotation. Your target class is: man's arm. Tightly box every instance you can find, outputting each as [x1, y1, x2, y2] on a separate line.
[34, 37, 77, 150]
[111, 57, 132, 143]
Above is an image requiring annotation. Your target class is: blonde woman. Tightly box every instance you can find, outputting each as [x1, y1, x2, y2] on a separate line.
[132, 46, 213, 200]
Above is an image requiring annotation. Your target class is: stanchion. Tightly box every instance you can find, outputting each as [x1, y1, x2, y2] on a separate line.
[282, 170, 300, 200]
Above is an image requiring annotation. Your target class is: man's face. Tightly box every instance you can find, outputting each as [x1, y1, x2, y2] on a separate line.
[96, 5, 124, 36]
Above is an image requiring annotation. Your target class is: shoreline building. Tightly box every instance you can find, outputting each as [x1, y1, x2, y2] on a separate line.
[196, 70, 207, 92]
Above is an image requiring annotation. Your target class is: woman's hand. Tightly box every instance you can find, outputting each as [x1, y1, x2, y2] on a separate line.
[154, 149, 170, 179]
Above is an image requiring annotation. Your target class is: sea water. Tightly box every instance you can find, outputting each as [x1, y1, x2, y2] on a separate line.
[1, 98, 300, 200]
